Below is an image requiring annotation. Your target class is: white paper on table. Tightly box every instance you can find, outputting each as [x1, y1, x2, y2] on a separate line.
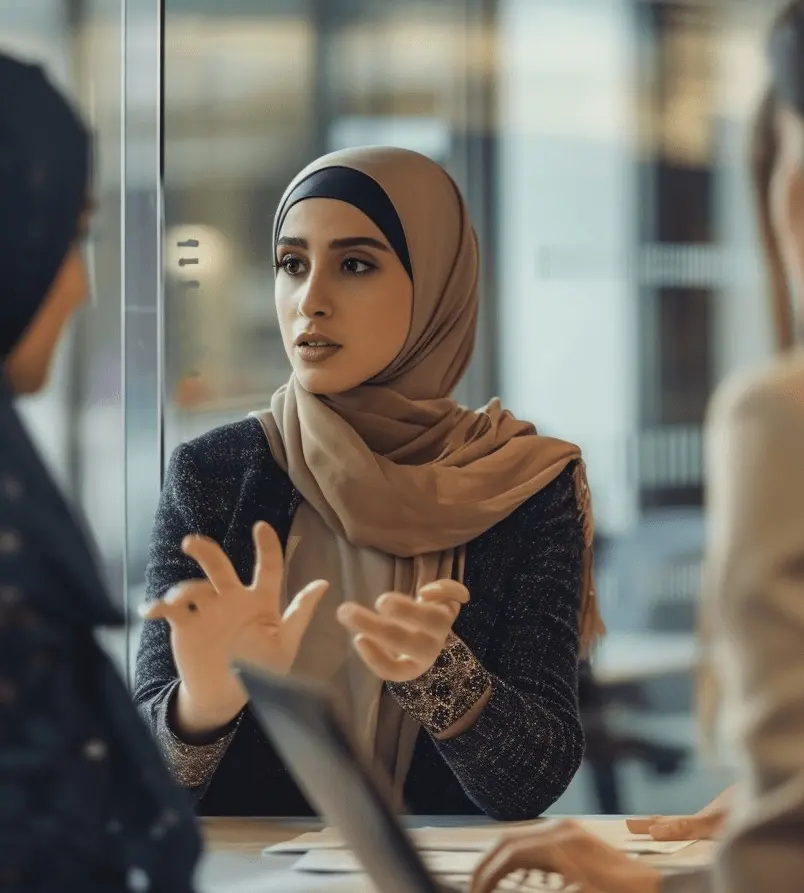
[294, 848, 569, 886]
[578, 821, 697, 855]
[294, 849, 478, 874]
[268, 827, 347, 853]
[266, 820, 696, 856]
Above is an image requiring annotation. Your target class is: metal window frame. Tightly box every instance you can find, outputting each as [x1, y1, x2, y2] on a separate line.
[122, 0, 165, 685]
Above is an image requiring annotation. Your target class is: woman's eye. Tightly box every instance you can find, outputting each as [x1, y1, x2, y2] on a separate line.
[279, 255, 306, 276]
[342, 257, 375, 275]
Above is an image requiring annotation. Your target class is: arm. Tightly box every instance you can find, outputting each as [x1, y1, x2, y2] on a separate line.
[703, 371, 804, 893]
[0, 535, 111, 882]
[133, 442, 241, 799]
[404, 467, 585, 821]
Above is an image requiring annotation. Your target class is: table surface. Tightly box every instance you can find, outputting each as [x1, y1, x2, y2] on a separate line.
[198, 816, 714, 893]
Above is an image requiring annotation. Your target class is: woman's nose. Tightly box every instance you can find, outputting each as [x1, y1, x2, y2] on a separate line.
[296, 272, 332, 319]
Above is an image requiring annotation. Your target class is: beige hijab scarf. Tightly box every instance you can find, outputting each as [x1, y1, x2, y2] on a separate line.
[252, 147, 604, 801]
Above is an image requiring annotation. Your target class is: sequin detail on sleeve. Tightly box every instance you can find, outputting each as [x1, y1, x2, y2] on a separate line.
[387, 633, 491, 734]
[153, 681, 242, 790]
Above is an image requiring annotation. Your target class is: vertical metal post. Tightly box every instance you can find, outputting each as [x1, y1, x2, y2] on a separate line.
[122, 0, 164, 686]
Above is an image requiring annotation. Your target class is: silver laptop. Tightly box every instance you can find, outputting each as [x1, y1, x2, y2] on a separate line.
[235, 660, 466, 893]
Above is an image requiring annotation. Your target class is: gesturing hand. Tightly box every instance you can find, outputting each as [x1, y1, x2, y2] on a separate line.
[141, 521, 329, 679]
[335, 580, 469, 682]
[470, 820, 661, 893]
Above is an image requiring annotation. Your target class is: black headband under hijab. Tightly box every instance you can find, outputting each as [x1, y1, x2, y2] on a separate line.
[0, 54, 91, 360]
[273, 166, 413, 281]
[769, 2, 804, 117]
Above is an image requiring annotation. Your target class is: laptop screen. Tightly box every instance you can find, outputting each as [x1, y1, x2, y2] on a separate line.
[237, 662, 443, 893]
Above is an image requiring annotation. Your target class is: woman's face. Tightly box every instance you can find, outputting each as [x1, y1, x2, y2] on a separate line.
[4, 208, 92, 395]
[770, 104, 804, 320]
[274, 198, 413, 395]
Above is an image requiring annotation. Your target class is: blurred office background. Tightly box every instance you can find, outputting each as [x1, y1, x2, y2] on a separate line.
[1, 0, 786, 815]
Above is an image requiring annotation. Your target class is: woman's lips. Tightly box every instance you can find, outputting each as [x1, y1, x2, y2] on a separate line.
[295, 343, 341, 363]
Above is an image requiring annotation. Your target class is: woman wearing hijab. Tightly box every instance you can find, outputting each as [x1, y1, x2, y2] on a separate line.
[469, 2, 804, 891]
[0, 54, 200, 891]
[135, 146, 604, 820]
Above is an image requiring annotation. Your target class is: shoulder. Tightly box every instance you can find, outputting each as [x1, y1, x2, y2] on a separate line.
[166, 417, 287, 496]
[160, 417, 289, 516]
[707, 351, 804, 433]
[474, 463, 582, 553]
[171, 416, 272, 476]
[511, 462, 580, 529]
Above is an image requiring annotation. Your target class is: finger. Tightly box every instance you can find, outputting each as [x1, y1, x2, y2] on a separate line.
[648, 817, 703, 841]
[280, 580, 329, 645]
[417, 580, 469, 623]
[472, 822, 599, 893]
[352, 635, 420, 682]
[375, 592, 456, 629]
[625, 816, 666, 835]
[337, 604, 440, 660]
[556, 832, 626, 892]
[699, 810, 728, 838]
[251, 521, 284, 590]
[471, 840, 562, 893]
[182, 534, 241, 592]
[418, 579, 470, 606]
[139, 580, 213, 622]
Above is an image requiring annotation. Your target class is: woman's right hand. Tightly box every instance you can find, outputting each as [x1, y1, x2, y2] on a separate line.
[625, 785, 735, 841]
[140, 521, 328, 735]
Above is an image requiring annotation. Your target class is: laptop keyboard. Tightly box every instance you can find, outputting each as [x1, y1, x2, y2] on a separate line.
[438, 875, 572, 892]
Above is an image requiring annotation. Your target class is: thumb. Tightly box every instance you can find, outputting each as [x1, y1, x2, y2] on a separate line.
[280, 580, 329, 645]
[139, 600, 169, 622]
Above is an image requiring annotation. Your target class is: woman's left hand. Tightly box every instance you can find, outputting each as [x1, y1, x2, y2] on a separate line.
[336, 580, 469, 682]
[470, 820, 661, 893]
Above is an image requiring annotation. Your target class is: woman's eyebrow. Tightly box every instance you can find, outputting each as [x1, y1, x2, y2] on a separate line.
[276, 236, 307, 248]
[276, 235, 391, 252]
[329, 236, 390, 252]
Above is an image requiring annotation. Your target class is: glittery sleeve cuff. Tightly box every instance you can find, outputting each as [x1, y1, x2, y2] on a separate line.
[154, 680, 242, 789]
[386, 633, 492, 734]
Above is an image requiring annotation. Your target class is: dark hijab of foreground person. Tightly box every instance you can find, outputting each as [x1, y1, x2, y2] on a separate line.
[0, 54, 201, 890]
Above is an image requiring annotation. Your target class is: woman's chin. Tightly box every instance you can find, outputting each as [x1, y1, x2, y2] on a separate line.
[294, 367, 356, 396]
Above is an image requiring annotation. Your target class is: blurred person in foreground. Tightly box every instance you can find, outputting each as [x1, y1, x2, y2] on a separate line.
[626, 0, 804, 847]
[471, 2, 804, 891]
[0, 54, 201, 890]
